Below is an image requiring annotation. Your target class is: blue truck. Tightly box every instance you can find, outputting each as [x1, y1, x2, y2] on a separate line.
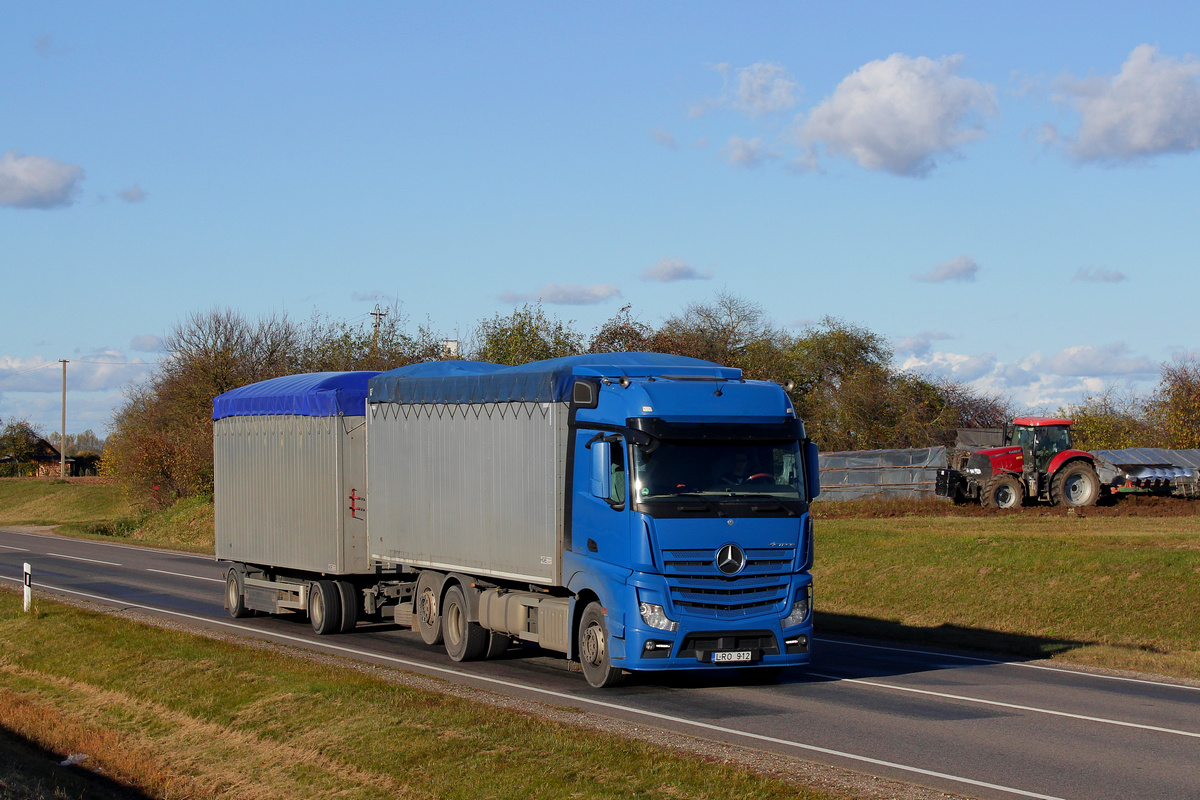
[215, 353, 819, 687]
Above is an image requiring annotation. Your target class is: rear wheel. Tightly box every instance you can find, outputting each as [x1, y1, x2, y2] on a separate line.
[309, 580, 342, 635]
[415, 572, 443, 645]
[1051, 462, 1100, 507]
[335, 580, 358, 633]
[578, 603, 625, 688]
[981, 474, 1023, 509]
[442, 585, 488, 662]
[226, 570, 251, 618]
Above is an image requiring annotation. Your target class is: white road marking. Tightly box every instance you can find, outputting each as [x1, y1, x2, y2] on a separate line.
[147, 569, 224, 584]
[816, 636, 1200, 693]
[808, 671, 1200, 739]
[46, 553, 122, 567]
[0, 528, 210, 559]
[0, 544, 29, 551]
[0, 574, 1071, 800]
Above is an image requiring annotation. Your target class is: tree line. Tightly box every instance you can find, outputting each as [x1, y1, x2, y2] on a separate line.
[101, 293, 1016, 504]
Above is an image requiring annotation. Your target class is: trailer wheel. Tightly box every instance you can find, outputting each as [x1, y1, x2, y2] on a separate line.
[335, 580, 358, 633]
[981, 474, 1023, 509]
[309, 580, 342, 635]
[415, 572, 443, 645]
[1052, 462, 1100, 507]
[578, 603, 625, 688]
[442, 585, 488, 662]
[226, 570, 252, 619]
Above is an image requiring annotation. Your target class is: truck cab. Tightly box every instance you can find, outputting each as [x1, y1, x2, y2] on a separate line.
[566, 366, 818, 685]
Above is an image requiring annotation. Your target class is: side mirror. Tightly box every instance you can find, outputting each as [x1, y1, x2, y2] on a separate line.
[805, 440, 821, 500]
[590, 440, 611, 499]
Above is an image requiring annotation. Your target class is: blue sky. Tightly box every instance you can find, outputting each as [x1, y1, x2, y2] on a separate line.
[3, 2, 1199, 437]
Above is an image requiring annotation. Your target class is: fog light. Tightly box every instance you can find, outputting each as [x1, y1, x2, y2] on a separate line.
[639, 602, 679, 632]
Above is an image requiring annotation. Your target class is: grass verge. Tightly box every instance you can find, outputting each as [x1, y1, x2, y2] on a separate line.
[0, 591, 837, 800]
[0, 480, 134, 530]
[814, 512, 1200, 679]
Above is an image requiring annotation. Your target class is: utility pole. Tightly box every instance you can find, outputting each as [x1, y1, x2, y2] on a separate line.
[369, 304, 388, 358]
[59, 359, 68, 480]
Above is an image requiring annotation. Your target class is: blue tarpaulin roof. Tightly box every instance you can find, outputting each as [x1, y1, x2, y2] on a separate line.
[212, 371, 379, 419]
[369, 353, 740, 405]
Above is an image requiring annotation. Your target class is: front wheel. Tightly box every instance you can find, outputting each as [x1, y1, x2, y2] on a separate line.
[1052, 462, 1100, 507]
[981, 474, 1023, 509]
[578, 603, 625, 688]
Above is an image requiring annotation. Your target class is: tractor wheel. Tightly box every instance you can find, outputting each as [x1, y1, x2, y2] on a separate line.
[1051, 462, 1100, 507]
[981, 474, 1023, 509]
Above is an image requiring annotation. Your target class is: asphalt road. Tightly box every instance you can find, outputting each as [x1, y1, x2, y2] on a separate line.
[3, 527, 1198, 800]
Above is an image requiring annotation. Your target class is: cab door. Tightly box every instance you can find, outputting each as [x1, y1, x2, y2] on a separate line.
[569, 428, 631, 569]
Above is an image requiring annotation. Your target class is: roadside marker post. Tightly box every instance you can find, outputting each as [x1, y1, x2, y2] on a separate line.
[23, 563, 31, 612]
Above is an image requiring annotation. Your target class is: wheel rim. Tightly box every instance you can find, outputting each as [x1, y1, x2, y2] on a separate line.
[581, 622, 604, 667]
[445, 601, 463, 648]
[1065, 474, 1088, 503]
[995, 485, 1014, 507]
[226, 578, 237, 609]
[418, 588, 436, 628]
[311, 588, 324, 628]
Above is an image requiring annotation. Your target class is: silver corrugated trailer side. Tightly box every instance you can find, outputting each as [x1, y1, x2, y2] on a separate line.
[215, 413, 368, 574]
[366, 400, 569, 584]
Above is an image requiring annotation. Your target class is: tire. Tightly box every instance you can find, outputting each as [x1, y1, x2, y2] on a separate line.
[981, 474, 1023, 509]
[1051, 461, 1100, 507]
[442, 585, 488, 662]
[335, 580, 358, 634]
[578, 603, 625, 688]
[415, 572, 443, 645]
[484, 631, 510, 660]
[226, 570, 252, 619]
[309, 580, 342, 635]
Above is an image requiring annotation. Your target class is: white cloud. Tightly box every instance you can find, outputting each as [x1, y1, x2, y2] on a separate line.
[1073, 267, 1127, 283]
[800, 54, 996, 177]
[498, 283, 622, 306]
[895, 330, 954, 357]
[913, 255, 980, 283]
[119, 184, 147, 203]
[902, 341, 1158, 410]
[640, 258, 713, 283]
[1053, 45, 1200, 163]
[691, 61, 797, 119]
[651, 128, 678, 149]
[1042, 342, 1155, 378]
[725, 136, 773, 167]
[735, 63, 798, 116]
[1, 351, 155, 394]
[130, 335, 164, 353]
[0, 150, 85, 209]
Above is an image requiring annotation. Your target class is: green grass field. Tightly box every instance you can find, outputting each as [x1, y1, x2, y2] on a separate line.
[814, 511, 1200, 678]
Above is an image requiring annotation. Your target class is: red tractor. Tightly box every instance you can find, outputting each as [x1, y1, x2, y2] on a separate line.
[936, 417, 1102, 509]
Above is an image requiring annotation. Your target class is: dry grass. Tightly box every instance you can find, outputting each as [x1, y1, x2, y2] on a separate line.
[0, 592, 838, 800]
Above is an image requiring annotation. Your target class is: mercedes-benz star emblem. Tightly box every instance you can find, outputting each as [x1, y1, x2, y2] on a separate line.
[715, 543, 746, 575]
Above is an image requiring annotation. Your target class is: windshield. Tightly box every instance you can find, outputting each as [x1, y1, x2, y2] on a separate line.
[632, 440, 805, 501]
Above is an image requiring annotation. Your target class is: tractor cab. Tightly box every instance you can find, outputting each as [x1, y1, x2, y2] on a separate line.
[1007, 417, 1074, 474]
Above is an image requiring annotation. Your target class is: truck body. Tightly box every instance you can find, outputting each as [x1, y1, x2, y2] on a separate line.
[215, 353, 819, 687]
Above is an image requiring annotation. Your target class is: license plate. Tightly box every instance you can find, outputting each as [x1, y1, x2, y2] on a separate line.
[712, 650, 753, 663]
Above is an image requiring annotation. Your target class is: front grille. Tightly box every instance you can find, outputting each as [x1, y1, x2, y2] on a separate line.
[661, 547, 794, 619]
[679, 630, 779, 658]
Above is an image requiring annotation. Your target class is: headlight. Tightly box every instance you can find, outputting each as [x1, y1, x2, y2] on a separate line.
[639, 602, 679, 632]
[783, 587, 811, 628]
